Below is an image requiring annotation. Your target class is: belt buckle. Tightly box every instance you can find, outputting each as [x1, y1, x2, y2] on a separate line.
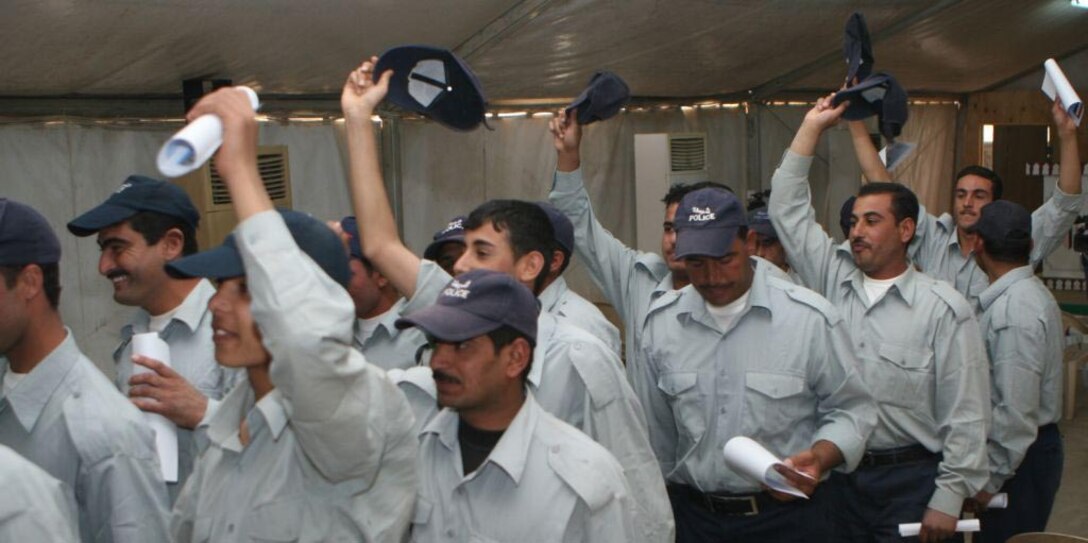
[706, 495, 759, 516]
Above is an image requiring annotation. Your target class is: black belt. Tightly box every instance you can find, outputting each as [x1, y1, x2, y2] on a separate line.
[668, 484, 765, 516]
[859, 445, 939, 468]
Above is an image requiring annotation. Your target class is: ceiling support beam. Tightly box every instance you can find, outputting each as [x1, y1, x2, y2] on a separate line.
[453, 0, 555, 60]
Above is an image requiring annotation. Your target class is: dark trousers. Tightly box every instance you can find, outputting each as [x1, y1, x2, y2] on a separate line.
[668, 484, 833, 543]
[978, 424, 1064, 543]
[827, 455, 961, 543]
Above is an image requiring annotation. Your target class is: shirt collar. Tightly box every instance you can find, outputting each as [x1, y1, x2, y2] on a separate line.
[528, 313, 558, 388]
[120, 278, 215, 339]
[0, 329, 81, 432]
[422, 392, 539, 484]
[977, 265, 1034, 311]
[538, 277, 568, 313]
[836, 252, 919, 308]
[355, 297, 408, 345]
[674, 258, 772, 328]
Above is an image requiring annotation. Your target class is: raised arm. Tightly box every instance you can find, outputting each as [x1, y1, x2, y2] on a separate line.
[1031, 100, 1085, 264]
[342, 58, 424, 298]
[848, 120, 891, 182]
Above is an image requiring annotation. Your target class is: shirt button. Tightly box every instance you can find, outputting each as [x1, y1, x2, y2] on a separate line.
[446, 529, 455, 538]
[719, 407, 727, 414]
[859, 342, 865, 349]
[551, 445, 560, 453]
[228, 524, 234, 533]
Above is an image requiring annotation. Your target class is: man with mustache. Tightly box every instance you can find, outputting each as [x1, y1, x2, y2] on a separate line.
[769, 94, 990, 543]
[67, 176, 240, 501]
[846, 102, 1083, 301]
[342, 57, 673, 541]
[397, 268, 639, 542]
[637, 187, 876, 542]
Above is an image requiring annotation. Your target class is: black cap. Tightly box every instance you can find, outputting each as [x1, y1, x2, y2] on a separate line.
[674, 188, 747, 259]
[339, 216, 364, 260]
[746, 208, 777, 241]
[68, 175, 200, 237]
[423, 216, 467, 261]
[0, 199, 61, 266]
[396, 269, 538, 346]
[844, 12, 874, 83]
[968, 200, 1032, 245]
[566, 71, 630, 125]
[831, 72, 908, 140]
[166, 209, 351, 288]
[375, 45, 487, 131]
[535, 202, 574, 254]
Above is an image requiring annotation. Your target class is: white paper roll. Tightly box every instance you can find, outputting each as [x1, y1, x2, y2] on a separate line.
[987, 492, 1008, 509]
[722, 436, 814, 499]
[156, 86, 260, 178]
[131, 332, 179, 483]
[1043, 58, 1083, 127]
[898, 519, 979, 537]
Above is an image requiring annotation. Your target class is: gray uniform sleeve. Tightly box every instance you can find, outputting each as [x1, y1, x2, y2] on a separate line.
[78, 453, 171, 542]
[235, 211, 417, 485]
[1031, 183, 1083, 265]
[909, 205, 954, 270]
[809, 317, 878, 471]
[985, 318, 1047, 493]
[0, 448, 79, 542]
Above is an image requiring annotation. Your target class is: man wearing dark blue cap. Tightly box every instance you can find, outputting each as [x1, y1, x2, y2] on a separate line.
[342, 58, 674, 541]
[336, 215, 426, 370]
[535, 201, 622, 355]
[423, 215, 467, 275]
[397, 268, 639, 542]
[164, 87, 416, 542]
[769, 95, 990, 543]
[635, 187, 876, 542]
[67, 175, 240, 502]
[747, 206, 802, 284]
[966, 201, 1064, 542]
[0, 198, 170, 542]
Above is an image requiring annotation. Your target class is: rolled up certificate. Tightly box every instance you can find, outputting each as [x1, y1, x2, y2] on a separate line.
[987, 492, 1008, 509]
[1042, 58, 1083, 127]
[156, 86, 261, 178]
[131, 333, 179, 483]
[898, 519, 979, 537]
[722, 436, 814, 499]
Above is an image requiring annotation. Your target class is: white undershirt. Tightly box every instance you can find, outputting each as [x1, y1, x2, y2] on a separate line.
[862, 270, 907, 307]
[2, 370, 27, 397]
[705, 290, 751, 333]
[356, 308, 391, 345]
[148, 305, 181, 333]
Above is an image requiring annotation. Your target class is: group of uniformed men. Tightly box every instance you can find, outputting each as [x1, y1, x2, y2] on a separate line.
[0, 56, 1081, 543]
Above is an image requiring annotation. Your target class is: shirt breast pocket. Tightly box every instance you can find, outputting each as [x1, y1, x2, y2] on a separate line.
[742, 372, 808, 439]
[411, 497, 436, 540]
[657, 371, 706, 446]
[873, 344, 934, 410]
[246, 498, 304, 542]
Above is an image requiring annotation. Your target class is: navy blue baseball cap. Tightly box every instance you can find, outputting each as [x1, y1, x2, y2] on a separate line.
[396, 269, 538, 346]
[566, 71, 630, 125]
[746, 208, 777, 241]
[832, 72, 908, 140]
[375, 45, 487, 131]
[68, 175, 200, 237]
[535, 202, 574, 254]
[844, 12, 874, 83]
[968, 200, 1032, 245]
[339, 216, 364, 260]
[423, 216, 467, 261]
[674, 188, 747, 259]
[166, 209, 351, 288]
[0, 199, 61, 266]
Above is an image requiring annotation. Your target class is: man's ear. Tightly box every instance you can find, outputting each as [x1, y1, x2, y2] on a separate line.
[898, 217, 916, 245]
[16, 264, 44, 302]
[549, 249, 565, 275]
[502, 337, 532, 380]
[515, 251, 546, 286]
[159, 227, 187, 261]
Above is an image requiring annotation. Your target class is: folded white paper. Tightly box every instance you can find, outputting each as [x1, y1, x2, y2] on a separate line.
[722, 436, 814, 499]
[898, 519, 979, 537]
[879, 141, 917, 171]
[987, 492, 1008, 509]
[1042, 58, 1083, 127]
[131, 333, 179, 483]
[156, 86, 261, 178]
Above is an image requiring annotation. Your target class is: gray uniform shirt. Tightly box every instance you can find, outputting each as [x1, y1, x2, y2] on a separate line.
[640, 258, 876, 492]
[170, 210, 418, 543]
[0, 331, 170, 542]
[0, 444, 80, 542]
[977, 265, 1064, 493]
[769, 150, 991, 516]
[113, 278, 241, 502]
[413, 393, 639, 543]
[540, 276, 622, 355]
[413, 260, 674, 542]
[910, 185, 1081, 302]
[353, 297, 428, 370]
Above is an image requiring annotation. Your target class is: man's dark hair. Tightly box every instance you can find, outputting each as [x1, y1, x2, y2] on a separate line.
[551, 242, 572, 277]
[1, 263, 61, 309]
[127, 211, 198, 256]
[487, 325, 535, 385]
[955, 166, 1004, 200]
[662, 181, 734, 206]
[980, 233, 1031, 265]
[857, 183, 920, 244]
[465, 200, 553, 294]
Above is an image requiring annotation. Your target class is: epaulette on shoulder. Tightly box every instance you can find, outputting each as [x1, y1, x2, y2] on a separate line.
[929, 280, 973, 323]
[776, 280, 842, 326]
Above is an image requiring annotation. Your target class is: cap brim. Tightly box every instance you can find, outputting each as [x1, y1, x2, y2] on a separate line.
[674, 227, 740, 259]
[750, 223, 777, 240]
[165, 242, 244, 281]
[67, 203, 137, 236]
[395, 304, 502, 343]
[423, 238, 465, 261]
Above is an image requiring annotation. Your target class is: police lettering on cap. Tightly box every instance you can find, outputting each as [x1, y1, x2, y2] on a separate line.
[375, 46, 487, 131]
[535, 202, 575, 254]
[673, 188, 747, 259]
[566, 71, 630, 126]
[831, 72, 908, 140]
[395, 269, 538, 346]
[167, 210, 352, 288]
[67, 175, 200, 237]
[0, 199, 61, 266]
[423, 216, 467, 261]
[843, 12, 874, 83]
[968, 200, 1032, 245]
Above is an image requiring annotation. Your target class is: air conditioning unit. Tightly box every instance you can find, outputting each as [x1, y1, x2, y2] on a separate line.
[173, 145, 292, 249]
[633, 133, 709, 254]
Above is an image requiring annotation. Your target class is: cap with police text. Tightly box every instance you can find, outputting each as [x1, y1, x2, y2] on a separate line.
[396, 269, 538, 346]
[423, 216, 467, 261]
[68, 175, 199, 237]
[969, 200, 1032, 245]
[535, 202, 574, 254]
[566, 71, 630, 125]
[0, 198, 61, 266]
[166, 209, 351, 288]
[674, 188, 747, 259]
[746, 208, 777, 241]
[375, 45, 487, 131]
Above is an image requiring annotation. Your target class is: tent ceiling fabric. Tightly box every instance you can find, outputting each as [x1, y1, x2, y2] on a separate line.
[2, 0, 1088, 105]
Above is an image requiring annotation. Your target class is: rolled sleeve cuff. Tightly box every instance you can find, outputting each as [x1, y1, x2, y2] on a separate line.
[813, 427, 865, 472]
[198, 398, 221, 427]
[552, 168, 585, 194]
[777, 150, 815, 180]
[1052, 183, 1084, 212]
[928, 487, 966, 517]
